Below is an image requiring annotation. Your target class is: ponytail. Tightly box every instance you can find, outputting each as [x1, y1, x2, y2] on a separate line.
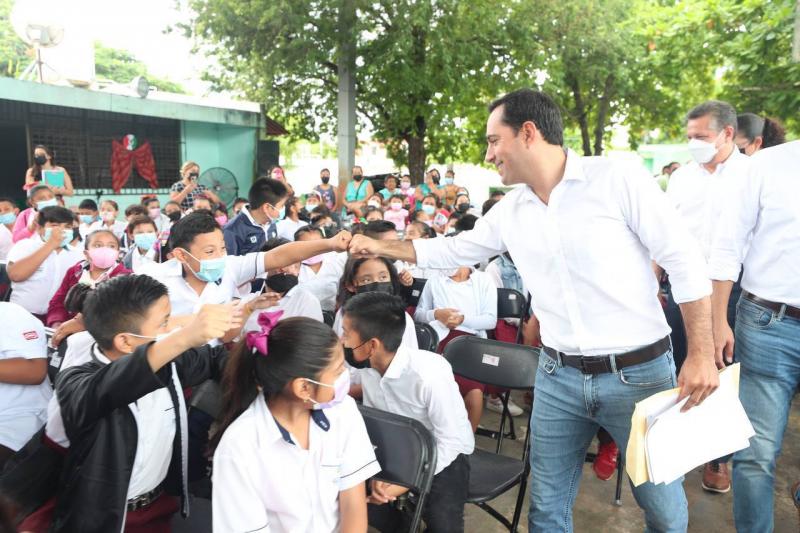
[761, 117, 786, 149]
[210, 317, 339, 452]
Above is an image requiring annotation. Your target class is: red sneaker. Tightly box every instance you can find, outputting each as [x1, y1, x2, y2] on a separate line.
[593, 442, 619, 481]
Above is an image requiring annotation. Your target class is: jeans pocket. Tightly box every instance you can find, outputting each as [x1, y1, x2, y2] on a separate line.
[618, 354, 674, 388]
[539, 351, 559, 376]
[737, 299, 776, 330]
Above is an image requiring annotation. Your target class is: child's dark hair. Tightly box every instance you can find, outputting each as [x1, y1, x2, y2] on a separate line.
[261, 237, 290, 253]
[142, 197, 160, 208]
[336, 256, 402, 310]
[65, 283, 92, 315]
[211, 317, 339, 451]
[100, 199, 119, 211]
[29, 184, 53, 201]
[343, 292, 405, 352]
[294, 225, 324, 241]
[248, 177, 288, 210]
[79, 199, 98, 212]
[364, 220, 396, 238]
[127, 215, 158, 235]
[82, 275, 169, 350]
[455, 214, 478, 232]
[125, 204, 147, 218]
[168, 211, 220, 251]
[84, 229, 120, 249]
[37, 206, 74, 226]
[408, 220, 435, 239]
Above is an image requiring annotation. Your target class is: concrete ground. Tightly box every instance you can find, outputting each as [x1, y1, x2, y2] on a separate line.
[467, 392, 800, 533]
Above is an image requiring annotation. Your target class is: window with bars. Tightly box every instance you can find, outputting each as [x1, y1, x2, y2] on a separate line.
[21, 101, 181, 192]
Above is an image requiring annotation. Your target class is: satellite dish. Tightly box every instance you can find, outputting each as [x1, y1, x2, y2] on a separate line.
[199, 167, 240, 207]
[11, 0, 66, 82]
[130, 76, 150, 98]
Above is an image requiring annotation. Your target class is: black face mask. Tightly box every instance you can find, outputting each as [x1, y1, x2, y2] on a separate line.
[355, 281, 394, 295]
[265, 273, 299, 294]
[321, 176, 330, 184]
[456, 203, 469, 213]
[34, 155, 47, 165]
[353, 174, 363, 182]
[344, 346, 371, 369]
[432, 176, 440, 185]
[322, 224, 338, 238]
[167, 211, 182, 222]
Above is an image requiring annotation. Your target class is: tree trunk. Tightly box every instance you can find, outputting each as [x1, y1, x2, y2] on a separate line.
[593, 73, 614, 155]
[407, 119, 427, 183]
[567, 74, 592, 156]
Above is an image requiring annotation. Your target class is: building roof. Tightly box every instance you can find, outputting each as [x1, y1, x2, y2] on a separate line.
[0, 77, 286, 133]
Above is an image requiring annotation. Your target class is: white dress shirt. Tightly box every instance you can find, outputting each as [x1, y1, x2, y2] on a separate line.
[412, 150, 710, 356]
[131, 247, 158, 273]
[243, 285, 323, 331]
[7, 237, 84, 315]
[299, 252, 346, 312]
[45, 331, 95, 448]
[90, 345, 176, 499]
[414, 271, 498, 342]
[276, 218, 309, 241]
[0, 224, 13, 261]
[667, 148, 751, 259]
[212, 394, 380, 533]
[0, 304, 51, 451]
[709, 141, 800, 306]
[357, 346, 474, 474]
[88, 220, 128, 241]
[141, 253, 265, 316]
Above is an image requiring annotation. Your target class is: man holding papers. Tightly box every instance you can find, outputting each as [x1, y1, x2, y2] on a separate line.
[349, 89, 719, 532]
[709, 140, 800, 532]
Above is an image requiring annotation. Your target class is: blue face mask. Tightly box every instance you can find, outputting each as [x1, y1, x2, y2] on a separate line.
[181, 249, 226, 283]
[79, 215, 95, 225]
[134, 232, 158, 251]
[36, 198, 58, 211]
[43, 227, 72, 249]
[444, 177, 454, 185]
[421, 204, 436, 216]
[278, 206, 286, 220]
[0, 212, 16, 226]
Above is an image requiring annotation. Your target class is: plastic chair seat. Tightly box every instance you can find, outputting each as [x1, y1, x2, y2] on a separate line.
[467, 449, 527, 504]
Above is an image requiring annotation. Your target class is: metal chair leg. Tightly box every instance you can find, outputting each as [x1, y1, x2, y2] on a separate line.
[614, 452, 624, 506]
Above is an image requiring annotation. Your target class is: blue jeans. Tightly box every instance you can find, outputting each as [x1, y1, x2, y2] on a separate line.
[732, 296, 800, 533]
[529, 350, 688, 532]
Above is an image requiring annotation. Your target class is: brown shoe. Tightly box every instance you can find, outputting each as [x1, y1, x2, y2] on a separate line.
[701, 462, 731, 493]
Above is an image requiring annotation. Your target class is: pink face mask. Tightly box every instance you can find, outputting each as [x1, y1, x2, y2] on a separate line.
[390, 203, 402, 211]
[303, 254, 325, 266]
[88, 247, 118, 269]
[215, 215, 228, 226]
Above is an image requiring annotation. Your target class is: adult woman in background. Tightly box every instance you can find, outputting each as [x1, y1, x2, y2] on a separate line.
[170, 161, 220, 211]
[24, 145, 74, 197]
[735, 113, 786, 155]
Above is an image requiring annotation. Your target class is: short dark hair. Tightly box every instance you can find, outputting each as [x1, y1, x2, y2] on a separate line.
[37, 206, 73, 226]
[79, 199, 98, 211]
[455, 214, 478, 232]
[686, 100, 737, 133]
[168, 211, 221, 251]
[248, 177, 288, 209]
[29, 184, 53, 200]
[364, 220, 397, 238]
[295, 225, 324, 240]
[320, 168, 330, 174]
[482, 198, 498, 216]
[83, 275, 169, 350]
[261, 237, 290, 253]
[343, 292, 406, 352]
[233, 197, 248, 206]
[100, 200, 119, 211]
[408, 220, 436, 239]
[488, 88, 564, 145]
[65, 282, 92, 315]
[142, 197, 160, 208]
[0, 197, 16, 207]
[125, 204, 147, 217]
[126, 215, 157, 235]
[85, 229, 119, 249]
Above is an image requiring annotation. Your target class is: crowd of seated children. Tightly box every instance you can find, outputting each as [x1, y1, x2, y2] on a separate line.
[223, 177, 289, 256]
[122, 215, 163, 273]
[88, 200, 127, 240]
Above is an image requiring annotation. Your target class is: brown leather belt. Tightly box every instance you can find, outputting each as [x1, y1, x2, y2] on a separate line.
[543, 336, 671, 375]
[127, 484, 164, 512]
[743, 291, 800, 320]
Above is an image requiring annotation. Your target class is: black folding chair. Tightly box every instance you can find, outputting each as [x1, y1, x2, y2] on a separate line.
[495, 288, 528, 344]
[442, 336, 538, 532]
[322, 310, 335, 327]
[406, 278, 427, 309]
[358, 405, 437, 533]
[413, 321, 439, 353]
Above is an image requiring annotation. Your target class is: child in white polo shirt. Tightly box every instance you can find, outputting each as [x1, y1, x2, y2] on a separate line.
[342, 292, 474, 533]
[212, 314, 380, 532]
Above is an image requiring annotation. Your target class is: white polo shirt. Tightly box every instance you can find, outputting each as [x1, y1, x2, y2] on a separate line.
[299, 252, 346, 312]
[0, 303, 51, 451]
[141, 252, 266, 316]
[88, 220, 128, 241]
[276, 218, 309, 241]
[7, 237, 84, 316]
[212, 394, 380, 533]
[357, 346, 474, 474]
[45, 331, 95, 448]
[131, 247, 158, 274]
[0, 224, 13, 261]
[243, 286, 324, 331]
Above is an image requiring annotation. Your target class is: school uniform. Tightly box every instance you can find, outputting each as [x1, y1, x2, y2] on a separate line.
[276, 217, 308, 241]
[51, 340, 228, 532]
[333, 308, 418, 350]
[298, 252, 341, 311]
[212, 394, 380, 533]
[88, 220, 128, 240]
[0, 304, 51, 457]
[0, 224, 13, 261]
[122, 245, 161, 273]
[7, 237, 84, 317]
[141, 252, 266, 316]
[223, 205, 275, 257]
[243, 285, 324, 332]
[46, 261, 132, 327]
[357, 346, 474, 533]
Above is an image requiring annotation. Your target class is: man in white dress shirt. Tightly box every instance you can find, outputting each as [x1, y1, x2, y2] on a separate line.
[349, 88, 718, 531]
[665, 100, 751, 493]
[709, 140, 800, 532]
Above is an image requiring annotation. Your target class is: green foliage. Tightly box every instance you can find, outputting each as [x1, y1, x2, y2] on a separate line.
[94, 43, 186, 94]
[0, 0, 31, 77]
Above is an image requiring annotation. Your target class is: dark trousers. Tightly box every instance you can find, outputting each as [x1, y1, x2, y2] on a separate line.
[664, 276, 743, 465]
[369, 453, 470, 533]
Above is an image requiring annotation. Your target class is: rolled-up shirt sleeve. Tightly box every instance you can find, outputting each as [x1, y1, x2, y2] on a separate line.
[709, 166, 761, 282]
[412, 209, 506, 269]
[620, 164, 711, 303]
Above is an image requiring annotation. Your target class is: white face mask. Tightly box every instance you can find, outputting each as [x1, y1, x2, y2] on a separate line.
[688, 131, 723, 164]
